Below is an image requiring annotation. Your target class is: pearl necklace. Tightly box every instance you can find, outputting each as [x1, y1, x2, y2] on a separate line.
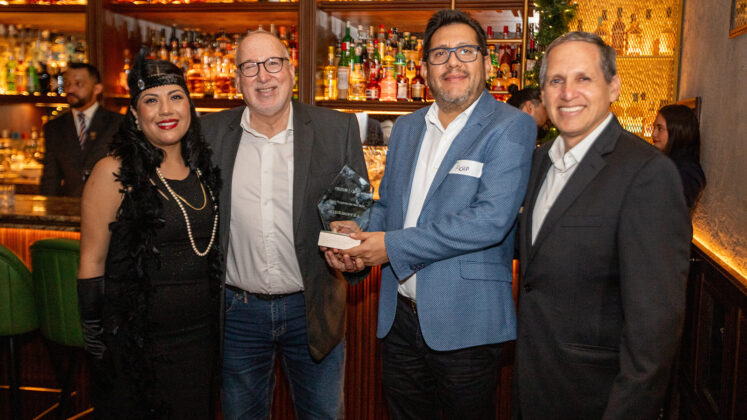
[155, 167, 218, 257]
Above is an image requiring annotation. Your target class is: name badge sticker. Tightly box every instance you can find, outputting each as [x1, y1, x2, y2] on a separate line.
[449, 160, 483, 178]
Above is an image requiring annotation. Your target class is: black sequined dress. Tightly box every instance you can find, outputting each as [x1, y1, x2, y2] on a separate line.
[94, 171, 218, 419]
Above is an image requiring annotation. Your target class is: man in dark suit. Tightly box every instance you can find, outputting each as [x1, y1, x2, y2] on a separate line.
[201, 31, 367, 419]
[40, 63, 122, 196]
[514, 31, 692, 419]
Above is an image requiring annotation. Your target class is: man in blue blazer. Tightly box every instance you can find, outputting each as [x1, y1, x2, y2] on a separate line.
[328, 10, 536, 418]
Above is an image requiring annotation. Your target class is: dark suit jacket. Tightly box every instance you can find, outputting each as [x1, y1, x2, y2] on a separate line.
[515, 117, 692, 419]
[201, 102, 368, 361]
[40, 105, 123, 196]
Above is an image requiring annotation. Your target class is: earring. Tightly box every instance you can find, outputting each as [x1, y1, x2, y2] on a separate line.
[135, 119, 141, 131]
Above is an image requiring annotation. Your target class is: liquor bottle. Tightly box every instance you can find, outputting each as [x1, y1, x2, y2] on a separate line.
[288, 25, 299, 68]
[405, 57, 416, 82]
[323, 46, 338, 100]
[503, 26, 509, 40]
[6, 56, 17, 94]
[365, 71, 380, 101]
[576, 19, 584, 33]
[396, 66, 409, 101]
[643, 9, 655, 55]
[525, 39, 536, 72]
[594, 15, 611, 46]
[349, 54, 366, 101]
[158, 28, 169, 61]
[337, 41, 350, 100]
[515, 24, 522, 40]
[611, 7, 627, 55]
[342, 21, 353, 64]
[27, 63, 40, 94]
[38, 63, 50, 95]
[186, 53, 205, 98]
[487, 45, 498, 89]
[511, 46, 522, 78]
[213, 57, 232, 99]
[394, 41, 407, 78]
[499, 46, 512, 79]
[370, 39, 382, 81]
[660, 7, 676, 56]
[626, 14, 643, 56]
[382, 44, 395, 79]
[379, 67, 397, 102]
[410, 65, 426, 102]
[486, 26, 494, 40]
[278, 25, 289, 49]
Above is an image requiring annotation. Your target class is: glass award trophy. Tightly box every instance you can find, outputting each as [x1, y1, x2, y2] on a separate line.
[317, 165, 374, 249]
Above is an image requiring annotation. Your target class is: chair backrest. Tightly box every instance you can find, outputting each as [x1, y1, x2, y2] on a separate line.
[30, 238, 84, 348]
[0, 244, 38, 336]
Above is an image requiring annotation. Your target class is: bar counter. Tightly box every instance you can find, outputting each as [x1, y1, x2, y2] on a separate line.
[0, 194, 80, 231]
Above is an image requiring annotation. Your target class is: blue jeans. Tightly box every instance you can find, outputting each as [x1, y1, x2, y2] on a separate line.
[222, 288, 345, 420]
[382, 295, 502, 419]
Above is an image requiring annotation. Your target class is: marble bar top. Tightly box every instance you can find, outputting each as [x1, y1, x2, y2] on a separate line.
[0, 194, 81, 231]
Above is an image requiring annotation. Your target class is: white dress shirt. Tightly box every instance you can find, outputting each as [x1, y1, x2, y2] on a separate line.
[398, 99, 479, 300]
[72, 102, 99, 138]
[225, 106, 305, 294]
[531, 113, 613, 244]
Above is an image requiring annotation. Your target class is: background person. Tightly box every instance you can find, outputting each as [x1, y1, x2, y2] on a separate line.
[506, 85, 549, 141]
[77, 55, 221, 419]
[652, 104, 706, 210]
[40, 62, 123, 196]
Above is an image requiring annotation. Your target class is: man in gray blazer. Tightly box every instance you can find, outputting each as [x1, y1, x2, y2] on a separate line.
[515, 31, 692, 419]
[201, 31, 367, 419]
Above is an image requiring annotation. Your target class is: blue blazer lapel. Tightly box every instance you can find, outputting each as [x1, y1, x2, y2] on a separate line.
[399, 118, 427, 221]
[422, 91, 494, 206]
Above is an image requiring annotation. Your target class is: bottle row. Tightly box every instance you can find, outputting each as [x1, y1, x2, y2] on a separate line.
[582, 6, 677, 57]
[0, 25, 87, 96]
[111, 0, 298, 3]
[118, 24, 299, 99]
[0, 1, 85, 4]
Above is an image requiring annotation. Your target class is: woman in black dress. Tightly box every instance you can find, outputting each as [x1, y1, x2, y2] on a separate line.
[652, 104, 706, 211]
[77, 53, 221, 419]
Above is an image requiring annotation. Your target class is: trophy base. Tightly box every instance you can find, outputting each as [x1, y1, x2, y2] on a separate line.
[318, 231, 361, 250]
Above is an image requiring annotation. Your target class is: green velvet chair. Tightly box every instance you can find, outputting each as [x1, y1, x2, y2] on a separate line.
[0, 244, 38, 420]
[30, 238, 84, 420]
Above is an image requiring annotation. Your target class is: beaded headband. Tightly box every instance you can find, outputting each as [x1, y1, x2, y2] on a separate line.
[128, 49, 190, 106]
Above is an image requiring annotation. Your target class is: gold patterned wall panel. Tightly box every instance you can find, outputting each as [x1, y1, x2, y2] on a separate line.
[570, 0, 683, 140]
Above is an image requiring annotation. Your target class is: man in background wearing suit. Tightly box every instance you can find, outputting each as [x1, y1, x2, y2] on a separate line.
[40, 63, 122, 196]
[327, 10, 536, 418]
[201, 31, 367, 419]
[514, 31, 691, 419]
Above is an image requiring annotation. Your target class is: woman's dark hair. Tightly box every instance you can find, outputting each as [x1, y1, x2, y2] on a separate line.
[658, 104, 701, 162]
[422, 9, 487, 62]
[506, 86, 541, 109]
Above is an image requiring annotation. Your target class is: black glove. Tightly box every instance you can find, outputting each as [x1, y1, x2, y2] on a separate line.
[77, 276, 106, 360]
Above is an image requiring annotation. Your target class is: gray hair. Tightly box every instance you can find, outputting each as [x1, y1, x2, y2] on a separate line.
[235, 30, 291, 67]
[539, 31, 617, 89]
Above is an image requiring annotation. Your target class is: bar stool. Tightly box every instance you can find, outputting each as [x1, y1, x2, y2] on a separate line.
[0, 244, 38, 420]
[30, 238, 85, 420]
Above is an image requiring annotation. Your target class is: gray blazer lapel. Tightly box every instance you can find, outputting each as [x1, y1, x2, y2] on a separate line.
[218, 110, 244, 253]
[422, 91, 493, 206]
[522, 147, 552, 270]
[530, 117, 622, 254]
[292, 103, 314, 231]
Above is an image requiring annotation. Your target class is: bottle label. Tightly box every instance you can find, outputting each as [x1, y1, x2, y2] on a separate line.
[365, 87, 379, 100]
[397, 81, 409, 100]
[337, 67, 349, 90]
[411, 83, 424, 100]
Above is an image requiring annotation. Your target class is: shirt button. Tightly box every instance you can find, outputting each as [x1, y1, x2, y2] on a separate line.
[523, 284, 532, 292]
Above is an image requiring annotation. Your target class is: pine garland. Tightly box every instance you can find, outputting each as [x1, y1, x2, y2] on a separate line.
[524, 0, 578, 88]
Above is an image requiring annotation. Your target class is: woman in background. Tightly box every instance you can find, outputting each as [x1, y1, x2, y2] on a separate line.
[652, 104, 706, 211]
[77, 53, 221, 419]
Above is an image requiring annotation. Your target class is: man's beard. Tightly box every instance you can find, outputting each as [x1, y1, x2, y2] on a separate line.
[67, 94, 88, 109]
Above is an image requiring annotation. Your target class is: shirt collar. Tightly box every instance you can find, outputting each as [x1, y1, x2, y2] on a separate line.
[73, 102, 99, 122]
[424, 96, 480, 132]
[240, 105, 294, 144]
[548, 112, 613, 172]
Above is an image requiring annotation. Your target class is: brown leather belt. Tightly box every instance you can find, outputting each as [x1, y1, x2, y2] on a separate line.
[226, 284, 302, 301]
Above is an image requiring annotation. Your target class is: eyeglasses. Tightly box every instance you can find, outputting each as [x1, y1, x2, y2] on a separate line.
[425, 45, 483, 65]
[237, 57, 289, 77]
